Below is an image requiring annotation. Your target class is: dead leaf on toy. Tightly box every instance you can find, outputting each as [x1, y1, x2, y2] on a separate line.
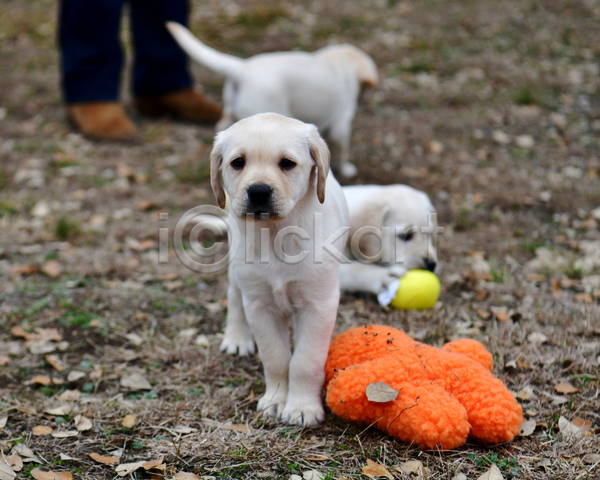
[476, 463, 504, 480]
[395, 460, 428, 476]
[366, 382, 399, 403]
[30, 468, 73, 480]
[519, 419, 536, 436]
[554, 381, 579, 394]
[362, 459, 393, 479]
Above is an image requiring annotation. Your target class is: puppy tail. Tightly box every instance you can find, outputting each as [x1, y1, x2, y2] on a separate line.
[166, 22, 244, 79]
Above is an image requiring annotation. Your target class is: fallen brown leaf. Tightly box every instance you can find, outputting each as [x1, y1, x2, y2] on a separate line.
[0, 461, 16, 480]
[120, 373, 152, 391]
[170, 474, 201, 480]
[30, 468, 73, 480]
[477, 464, 504, 479]
[44, 355, 65, 372]
[571, 417, 593, 432]
[7, 456, 22, 472]
[394, 460, 427, 476]
[516, 360, 535, 370]
[518, 419, 536, 437]
[121, 414, 136, 428]
[74, 415, 92, 431]
[115, 461, 146, 477]
[40, 260, 62, 278]
[306, 455, 329, 462]
[58, 390, 81, 401]
[32, 426, 53, 436]
[0, 356, 10, 366]
[89, 453, 120, 465]
[494, 310, 510, 322]
[362, 459, 393, 480]
[45, 405, 72, 416]
[143, 457, 165, 471]
[11, 265, 38, 276]
[30, 375, 51, 386]
[11, 326, 34, 340]
[555, 382, 579, 394]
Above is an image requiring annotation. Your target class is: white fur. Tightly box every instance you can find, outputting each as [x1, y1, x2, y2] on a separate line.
[166, 21, 378, 178]
[339, 184, 438, 295]
[211, 113, 349, 426]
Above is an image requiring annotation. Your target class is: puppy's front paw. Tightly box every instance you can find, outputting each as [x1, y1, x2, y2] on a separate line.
[220, 335, 256, 356]
[257, 391, 288, 419]
[281, 401, 325, 427]
[381, 265, 407, 288]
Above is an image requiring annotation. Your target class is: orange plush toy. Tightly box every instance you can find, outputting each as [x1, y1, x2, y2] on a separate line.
[325, 325, 522, 450]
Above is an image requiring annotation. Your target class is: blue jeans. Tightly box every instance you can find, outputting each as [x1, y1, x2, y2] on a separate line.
[60, 0, 192, 103]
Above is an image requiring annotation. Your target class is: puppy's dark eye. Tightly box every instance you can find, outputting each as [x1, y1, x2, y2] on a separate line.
[398, 231, 415, 242]
[279, 158, 296, 171]
[231, 157, 245, 170]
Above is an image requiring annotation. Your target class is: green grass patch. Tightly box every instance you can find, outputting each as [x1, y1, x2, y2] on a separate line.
[58, 309, 95, 329]
[54, 216, 81, 240]
[467, 452, 521, 478]
[519, 239, 545, 256]
[230, 4, 289, 29]
[176, 162, 211, 184]
[0, 167, 7, 190]
[401, 57, 433, 74]
[0, 200, 17, 217]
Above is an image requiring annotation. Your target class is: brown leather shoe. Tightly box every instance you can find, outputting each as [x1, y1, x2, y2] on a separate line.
[135, 87, 222, 123]
[67, 102, 138, 141]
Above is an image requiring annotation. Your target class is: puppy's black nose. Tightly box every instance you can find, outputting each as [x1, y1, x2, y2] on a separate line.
[247, 184, 273, 205]
[424, 260, 437, 272]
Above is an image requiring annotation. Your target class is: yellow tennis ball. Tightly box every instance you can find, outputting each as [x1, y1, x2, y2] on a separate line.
[390, 270, 441, 310]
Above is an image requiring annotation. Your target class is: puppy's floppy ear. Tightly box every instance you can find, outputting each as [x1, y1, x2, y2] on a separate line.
[210, 131, 227, 209]
[306, 124, 330, 204]
[349, 199, 391, 259]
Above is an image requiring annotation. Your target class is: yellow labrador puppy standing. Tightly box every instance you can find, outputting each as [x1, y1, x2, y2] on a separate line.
[211, 113, 349, 426]
[166, 22, 378, 178]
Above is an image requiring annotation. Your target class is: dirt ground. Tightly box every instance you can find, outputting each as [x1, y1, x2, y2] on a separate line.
[1, 0, 600, 478]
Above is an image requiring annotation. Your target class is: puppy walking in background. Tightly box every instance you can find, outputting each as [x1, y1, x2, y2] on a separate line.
[167, 22, 378, 178]
[211, 113, 349, 426]
[339, 184, 438, 296]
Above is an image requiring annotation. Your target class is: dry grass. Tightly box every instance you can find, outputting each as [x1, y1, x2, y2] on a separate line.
[1, 0, 600, 478]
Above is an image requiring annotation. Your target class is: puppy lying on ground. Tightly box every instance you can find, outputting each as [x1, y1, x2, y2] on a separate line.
[166, 21, 378, 178]
[339, 184, 439, 296]
[211, 113, 349, 426]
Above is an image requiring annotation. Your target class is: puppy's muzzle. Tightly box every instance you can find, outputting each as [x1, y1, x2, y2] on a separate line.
[245, 184, 275, 218]
[423, 259, 437, 272]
